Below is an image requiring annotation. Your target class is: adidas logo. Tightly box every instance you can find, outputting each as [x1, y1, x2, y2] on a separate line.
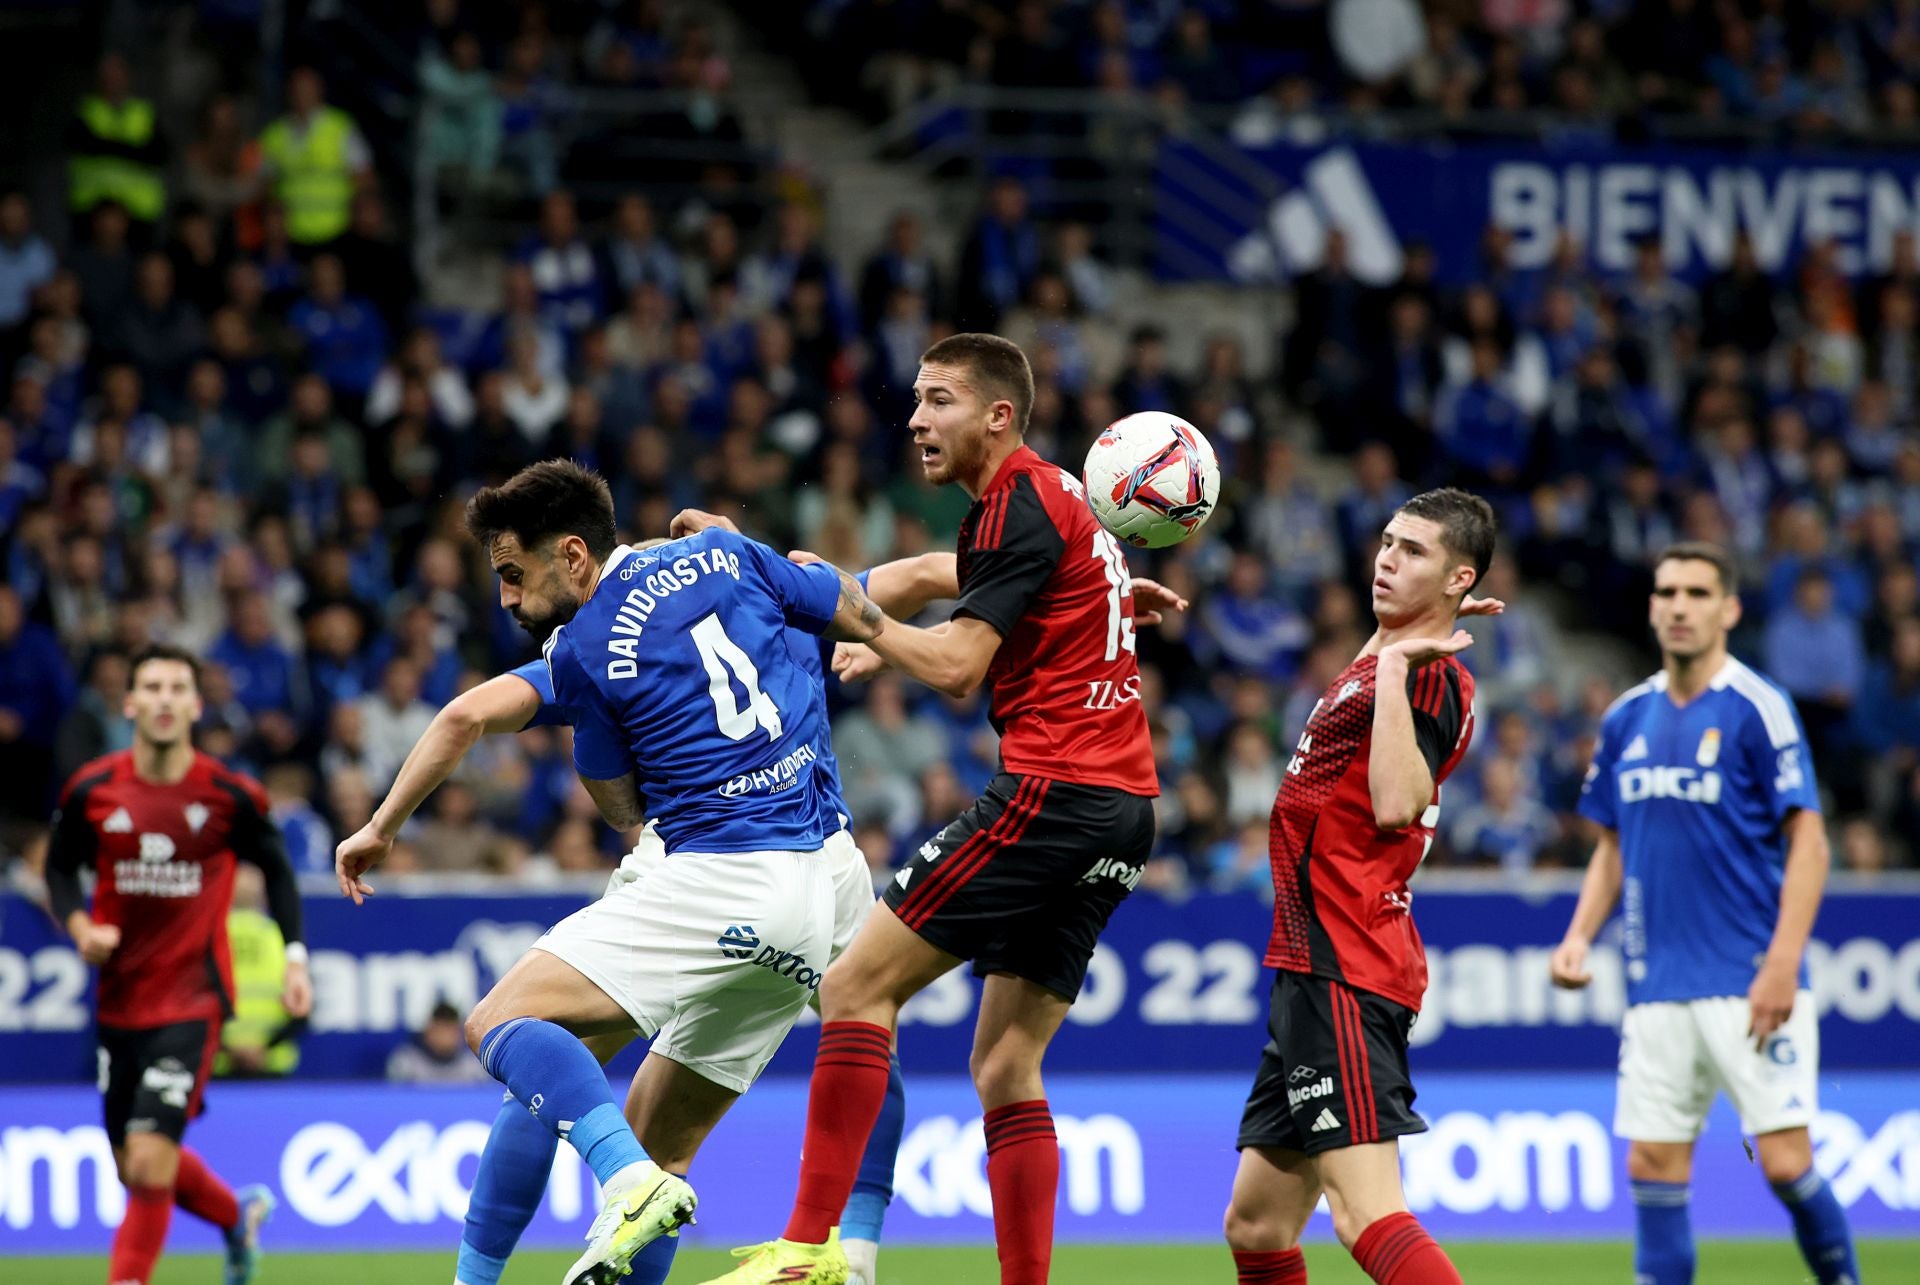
[1227, 148, 1404, 286]
[894, 866, 913, 890]
[103, 808, 134, 833]
[1310, 1107, 1342, 1133]
[1621, 734, 1649, 762]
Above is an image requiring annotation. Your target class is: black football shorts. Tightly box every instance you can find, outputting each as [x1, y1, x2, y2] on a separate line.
[1237, 969, 1427, 1156]
[98, 1019, 219, 1146]
[882, 771, 1154, 1001]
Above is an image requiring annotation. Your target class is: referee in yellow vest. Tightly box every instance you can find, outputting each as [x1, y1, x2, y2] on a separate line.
[258, 66, 374, 254]
[68, 53, 167, 238]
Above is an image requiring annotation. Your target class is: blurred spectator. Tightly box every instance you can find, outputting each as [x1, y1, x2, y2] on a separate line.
[0, 582, 76, 821]
[357, 657, 436, 789]
[419, 29, 502, 183]
[53, 647, 132, 783]
[216, 864, 302, 1077]
[408, 780, 528, 874]
[368, 327, 475, 430]
[518, 189, 604, 337]
[957, 176, 1040, 332]
[1764, 567, 1865, 788]
[290, 254, 389, 399]
[859, 211, 944, 335]
[335, 194, 419, 338]
[0, 191, 56, 335]
[266, 763, 336, 877]
[120, 253, 205, 398]
[1447, 756, 1560, 874]
[260, 373, 366, 489]
[603, 194, 680, 300]
[386, 999, 490, 1084]
[68, 54, 166, 233]
[1197, 551, 1310, 684]
[181, 95, 260, 234]
[257, 67, 373, 251]
[833, 672, 949, 833]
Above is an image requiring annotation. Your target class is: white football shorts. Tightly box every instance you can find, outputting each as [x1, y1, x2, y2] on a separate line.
[540, 823, 875, 1092]
[1615, 992, 1820, 1141]
[608, 823, 875, 960]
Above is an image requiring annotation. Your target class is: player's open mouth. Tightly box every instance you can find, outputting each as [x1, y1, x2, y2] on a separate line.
[921, 445, 942, 463]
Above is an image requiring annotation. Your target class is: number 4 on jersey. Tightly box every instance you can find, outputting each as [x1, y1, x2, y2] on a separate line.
[691, 613, 783, 741]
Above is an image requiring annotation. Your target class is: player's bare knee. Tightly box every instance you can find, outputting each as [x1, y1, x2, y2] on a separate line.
[968, 1040, 1042, 1107]
[1222, 1195, 1300, 1252]
[463, 1004, 497, 1057]
[122, 1134, 178, 1187]
[1626, 1141, 1692, 1185]
[1757, 1134, 1813, 1186]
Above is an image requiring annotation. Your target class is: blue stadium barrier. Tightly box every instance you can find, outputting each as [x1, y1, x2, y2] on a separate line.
[0, 1072, 1914, 1252]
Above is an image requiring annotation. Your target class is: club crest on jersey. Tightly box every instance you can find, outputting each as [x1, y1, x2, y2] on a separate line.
[184, 803, 209, 834]
[1695, 728, 1721, 767]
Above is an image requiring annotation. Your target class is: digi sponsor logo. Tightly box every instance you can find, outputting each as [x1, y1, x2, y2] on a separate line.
[1618, 766, 1722, 805]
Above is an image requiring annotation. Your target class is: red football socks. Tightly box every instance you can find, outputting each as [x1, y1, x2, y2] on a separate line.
[1352, 1212, 1463, 1284]
[1235, 1247, 1309, 1283]
[108, 1184, 173, 1284]
[983, 1099, 1059, 1285]
[784, 1021, 893, 1244]
[172, 1146, 239, 1231]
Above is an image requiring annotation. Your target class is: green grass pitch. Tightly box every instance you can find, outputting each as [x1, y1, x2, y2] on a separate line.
[12, 1241, 1919, 1283]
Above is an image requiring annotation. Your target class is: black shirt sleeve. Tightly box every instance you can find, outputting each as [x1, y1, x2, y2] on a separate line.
[45, 773, 108, 926]
[953, 474, 1066, 639]
[221, 780, 305, 948]
[1406, 662, 1467, 779]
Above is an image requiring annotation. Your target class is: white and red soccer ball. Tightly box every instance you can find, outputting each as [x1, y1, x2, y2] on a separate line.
[1082, 412, 1221, 549]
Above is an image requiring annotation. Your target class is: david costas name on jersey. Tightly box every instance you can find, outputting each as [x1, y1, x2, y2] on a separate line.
[594, 546, 746, 679]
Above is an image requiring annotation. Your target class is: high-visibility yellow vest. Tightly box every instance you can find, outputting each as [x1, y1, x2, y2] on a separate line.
[215, 908, 300, 1076]
[69, 95, 165, 221]
[260, 108, 356, 245]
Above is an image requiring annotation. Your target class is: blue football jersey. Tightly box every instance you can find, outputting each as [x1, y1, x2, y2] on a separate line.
[1577, 656, 1821, 1005]
[544, 530, 844, 855]
[508, 658, 569, 729]
[505, 586, 856, 826]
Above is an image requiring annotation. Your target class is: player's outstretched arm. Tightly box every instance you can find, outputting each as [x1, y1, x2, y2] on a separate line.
[1749, 808, 1830, 1045]
[866, 615, 1004, 699]
[862, 552, 959, 617]
[1369, 632, 1471, 829]
[335, 672, 545, 903]
[1551, 827, 1623, 990]
[823, 565, 887, 643]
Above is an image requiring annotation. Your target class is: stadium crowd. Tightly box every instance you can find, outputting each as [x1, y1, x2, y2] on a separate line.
[1, 0, 1915, 910]
[788, 0, 1920, 137]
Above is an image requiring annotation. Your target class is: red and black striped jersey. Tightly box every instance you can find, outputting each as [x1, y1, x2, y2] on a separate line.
[1265, 653, 1475, 1010]
[47, 750, 298, 1029]
[952, 445, 1158, 796]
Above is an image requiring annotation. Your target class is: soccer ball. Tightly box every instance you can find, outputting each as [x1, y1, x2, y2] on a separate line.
[1082, 412, 1221, 549]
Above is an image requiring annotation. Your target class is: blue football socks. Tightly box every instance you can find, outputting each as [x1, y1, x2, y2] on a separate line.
[455, 1093, 558, 1285]
[1632, 1179, 1696, 1285]
[1772, 1166, 1859, 1285]
[477, 1018, 647, 1187]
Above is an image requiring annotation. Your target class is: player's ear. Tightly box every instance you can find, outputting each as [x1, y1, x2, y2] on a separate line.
[1722, 590, 1743, 631]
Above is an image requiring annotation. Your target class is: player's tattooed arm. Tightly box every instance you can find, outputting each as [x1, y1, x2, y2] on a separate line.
[824, 566, 887, 642]
[580, 771, 646, 831]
